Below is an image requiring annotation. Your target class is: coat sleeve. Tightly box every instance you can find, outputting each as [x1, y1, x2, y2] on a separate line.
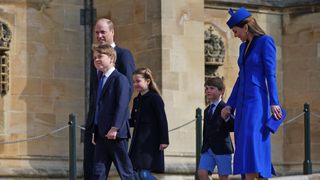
[118, 49, 135, 98]
[262, 36, 279, 105]
[224, 114, 235, 132]
[226, 76, 240, 109]
[152, 95, 169, 145]
[226, 44, 244, 109]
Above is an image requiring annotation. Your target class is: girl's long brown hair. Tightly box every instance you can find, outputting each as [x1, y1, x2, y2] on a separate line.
[133, 67, 161, 96]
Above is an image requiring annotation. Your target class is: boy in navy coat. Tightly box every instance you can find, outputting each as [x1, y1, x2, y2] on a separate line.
[91, 44, 135, 180]
[198, 77, 234, 180]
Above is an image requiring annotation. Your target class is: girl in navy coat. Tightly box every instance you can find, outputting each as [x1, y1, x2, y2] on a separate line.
[129, 67, 169, 180]
[221, 7, 283, 180]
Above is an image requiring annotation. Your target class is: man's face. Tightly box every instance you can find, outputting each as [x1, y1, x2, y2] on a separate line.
[95, 21, 114, 45]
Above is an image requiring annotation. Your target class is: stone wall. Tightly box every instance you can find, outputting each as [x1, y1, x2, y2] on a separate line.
[281, 6, 320, 175]
[94, 0, 205, 175]
[0, 0, 84, 177]
[161, 0, 205, 173]
[0, 0, 319, 179]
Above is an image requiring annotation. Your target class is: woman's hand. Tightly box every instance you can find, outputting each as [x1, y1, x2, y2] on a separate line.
[271, 105, 282, 120]
[221, 105, 232, 120]
[159, 144, 169, 150]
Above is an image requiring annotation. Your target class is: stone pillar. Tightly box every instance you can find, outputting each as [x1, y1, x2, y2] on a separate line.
[161, 0, 205, 173]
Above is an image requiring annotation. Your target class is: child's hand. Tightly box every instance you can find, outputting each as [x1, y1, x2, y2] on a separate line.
[221, 105, 232, 120]
[92, 134, 96, 145]
[106, 127, 118, 139]
[159, 144, 168, 150]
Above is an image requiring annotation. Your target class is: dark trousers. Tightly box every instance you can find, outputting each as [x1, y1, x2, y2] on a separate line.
[92, 128, 135, 180]
[84, 126, 95, 180]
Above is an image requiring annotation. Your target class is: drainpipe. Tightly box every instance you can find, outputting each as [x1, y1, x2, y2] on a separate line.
[81, 0, 96, 141]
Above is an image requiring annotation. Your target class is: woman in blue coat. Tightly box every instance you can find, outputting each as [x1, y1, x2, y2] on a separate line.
[221, 7, 283, 180]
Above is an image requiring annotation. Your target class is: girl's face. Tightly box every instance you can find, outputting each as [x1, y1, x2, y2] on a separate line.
[133, 74, 150, 95]
[231, 25, 248, 42]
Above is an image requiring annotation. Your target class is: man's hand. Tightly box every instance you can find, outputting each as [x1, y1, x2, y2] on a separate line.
[105, 127, 118, 139]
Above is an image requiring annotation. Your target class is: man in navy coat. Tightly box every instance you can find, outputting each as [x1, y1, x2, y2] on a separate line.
[83, 18, 135, 179]
[91, 44, 135, 179]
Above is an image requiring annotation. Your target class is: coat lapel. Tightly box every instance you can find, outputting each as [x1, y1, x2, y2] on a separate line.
[208, 101, 223, 124]
[243, 36, 259, 64]
[98, 69, 117, 102]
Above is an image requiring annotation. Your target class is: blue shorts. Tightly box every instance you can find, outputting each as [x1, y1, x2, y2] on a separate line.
[198, 148, 232, 175]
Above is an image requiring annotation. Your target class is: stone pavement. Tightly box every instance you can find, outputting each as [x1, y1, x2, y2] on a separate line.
[210, 173, 320, 180]
[270, 173, 320, 180]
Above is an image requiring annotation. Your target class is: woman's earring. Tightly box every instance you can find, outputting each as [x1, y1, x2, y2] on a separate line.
[246, 31, 248, 35]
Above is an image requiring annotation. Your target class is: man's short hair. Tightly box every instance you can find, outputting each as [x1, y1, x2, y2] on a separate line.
[98, 18, 114, 31]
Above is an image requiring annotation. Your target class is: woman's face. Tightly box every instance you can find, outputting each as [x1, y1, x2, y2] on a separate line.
[232, 25, 248, 42]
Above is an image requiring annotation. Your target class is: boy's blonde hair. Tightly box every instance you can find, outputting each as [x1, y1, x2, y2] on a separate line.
[91, 44, 117, 66]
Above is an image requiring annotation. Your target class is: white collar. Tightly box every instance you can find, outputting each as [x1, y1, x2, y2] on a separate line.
[210, 99, 221, 107]
[104, 67, 115, 78]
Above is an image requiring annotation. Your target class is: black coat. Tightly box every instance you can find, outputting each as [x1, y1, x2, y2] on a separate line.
[201, 100, 235, 155]
[129, 90, 169, 173]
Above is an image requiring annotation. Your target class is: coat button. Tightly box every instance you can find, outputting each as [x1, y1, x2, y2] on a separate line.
[135, 109, 137, 112]
[134, 120, 136, 122]
[137, 99, 139, 101]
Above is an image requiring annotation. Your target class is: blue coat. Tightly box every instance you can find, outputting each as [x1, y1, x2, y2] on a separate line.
[226, 36, 279, 178]
[129, 90, 169, 173]
[92, 69, 131, 139]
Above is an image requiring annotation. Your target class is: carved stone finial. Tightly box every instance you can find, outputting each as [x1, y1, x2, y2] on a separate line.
[0, 20, 12, 48]
[208, 26, 214, 34]
[0, 20, 11, 94]
[204, 26, 225, 65]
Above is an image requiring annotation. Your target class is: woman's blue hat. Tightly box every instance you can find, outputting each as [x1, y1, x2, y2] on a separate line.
[226, 7, 252, 29]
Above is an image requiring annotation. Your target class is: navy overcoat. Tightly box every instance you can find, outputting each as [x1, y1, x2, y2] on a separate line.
[129, 90, 169, 173]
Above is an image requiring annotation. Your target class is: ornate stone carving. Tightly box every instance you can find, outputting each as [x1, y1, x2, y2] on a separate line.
[204, 26, 225, 65]
[0, 20, 11, 94]
[0, 21, 12, 48]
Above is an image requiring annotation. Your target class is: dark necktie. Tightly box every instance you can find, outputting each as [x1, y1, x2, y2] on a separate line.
[94, 75, 105, 125]
[97, 70, 103, 80]
[208, 104, 215, 119]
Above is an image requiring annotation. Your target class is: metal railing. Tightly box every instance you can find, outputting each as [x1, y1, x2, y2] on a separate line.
[0, 102, 319, 179]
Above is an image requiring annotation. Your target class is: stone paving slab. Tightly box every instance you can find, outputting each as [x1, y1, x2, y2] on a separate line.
[270, 173, 320, 180]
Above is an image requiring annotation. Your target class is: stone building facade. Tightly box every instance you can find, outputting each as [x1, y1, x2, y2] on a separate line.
[0, 0, 319, 179]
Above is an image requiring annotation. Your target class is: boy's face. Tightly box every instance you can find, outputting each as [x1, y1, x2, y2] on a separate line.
[93, 51, 114, 73]
[205, 85, 223, 103]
